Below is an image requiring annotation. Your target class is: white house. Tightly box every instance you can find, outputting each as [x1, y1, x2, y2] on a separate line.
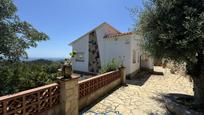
[69, 22, 153, 76]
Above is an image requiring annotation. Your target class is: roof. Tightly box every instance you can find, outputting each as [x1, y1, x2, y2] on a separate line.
[104, 32, 133, 38]
[69, 22, 120, 45]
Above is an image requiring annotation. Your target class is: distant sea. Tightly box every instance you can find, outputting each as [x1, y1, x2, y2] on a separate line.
[21, 57, 65, 61]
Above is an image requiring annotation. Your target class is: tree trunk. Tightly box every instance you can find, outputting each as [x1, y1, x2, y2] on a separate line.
[192, 76, 204, 108]
[191, 51, 204, 109]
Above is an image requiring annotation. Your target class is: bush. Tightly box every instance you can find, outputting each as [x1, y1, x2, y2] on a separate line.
[0, 60, 62, 96]
[99, 59, 120, 74]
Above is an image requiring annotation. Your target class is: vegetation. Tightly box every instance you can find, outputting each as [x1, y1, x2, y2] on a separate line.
[0, 0, 57, 96]
[69, 51, 77, 58]
[0, 0, 48, 60]
[65, 51, 77, 65]
[136, 0, 204, 107]
[100, 59, 120, 74]
[0, 60, 62, 96]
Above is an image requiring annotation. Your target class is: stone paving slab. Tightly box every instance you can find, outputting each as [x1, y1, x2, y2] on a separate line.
[81, 67, 193, 115]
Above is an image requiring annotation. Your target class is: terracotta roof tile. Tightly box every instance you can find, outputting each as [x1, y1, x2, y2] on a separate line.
[104, 32, 133, 38]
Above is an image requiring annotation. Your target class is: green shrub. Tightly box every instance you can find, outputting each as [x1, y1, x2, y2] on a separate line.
[99, 59, 120, 74]
[0, 60, 61, 96]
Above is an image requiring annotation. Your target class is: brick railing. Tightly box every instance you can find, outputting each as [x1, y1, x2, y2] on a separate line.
[0, 69, 125, 115]
[0, 83, 60, 115]
[78, 70, 121, 99]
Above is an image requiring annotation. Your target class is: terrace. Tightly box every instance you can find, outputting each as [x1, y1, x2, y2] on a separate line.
[0, 67, 193, 115]
[81, 66, 193, 115]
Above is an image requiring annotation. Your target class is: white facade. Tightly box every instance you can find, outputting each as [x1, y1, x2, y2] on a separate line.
[69, 22, 153, 75]
[72, 34, 89, 72]
[103, 36, 131, 74]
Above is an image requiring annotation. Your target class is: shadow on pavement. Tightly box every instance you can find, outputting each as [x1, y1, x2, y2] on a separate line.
[127, 70, 164, 86]
[79, 85, 122, 115]
[150, 93, 174, 115]
[152, 71, 164, 75]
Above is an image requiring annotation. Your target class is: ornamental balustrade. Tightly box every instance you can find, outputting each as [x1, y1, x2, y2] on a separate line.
[0, 69, 124, 115]
[0, 83, 60, 115]
[78, 70, 121, 99]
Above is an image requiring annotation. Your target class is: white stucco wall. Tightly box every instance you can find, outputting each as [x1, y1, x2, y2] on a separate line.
[141, 55, 154, 70]
[102, 36, 132, 74]
[129, 35, 143, 74]
[71, 32, 144, 75]
[72, 35, 89, 72]
[139, 38, 154, 70]
[71, 24, 118, 73]
[101, 35, 144, 75]
[95, 24, 119, 68]
[70, 23, 153, 74]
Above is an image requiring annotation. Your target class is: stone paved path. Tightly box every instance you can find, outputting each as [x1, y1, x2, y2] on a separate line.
[81, 67, 193, 115]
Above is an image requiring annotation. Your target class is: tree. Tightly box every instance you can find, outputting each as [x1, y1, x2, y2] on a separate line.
[136, 0, 204, 107]
[0, 0, 48, 60]
[0, 60, 61, 96]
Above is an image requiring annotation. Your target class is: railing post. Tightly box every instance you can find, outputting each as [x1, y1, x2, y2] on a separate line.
[119, 67, 126, 85]
[58, 76, 79, 115]
[3, 101, 7, 115]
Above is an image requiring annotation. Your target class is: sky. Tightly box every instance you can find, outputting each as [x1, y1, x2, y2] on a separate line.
[13, 0, 143, 58]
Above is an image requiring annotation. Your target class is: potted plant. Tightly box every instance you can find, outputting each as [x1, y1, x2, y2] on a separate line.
[62, 51, 77, 79]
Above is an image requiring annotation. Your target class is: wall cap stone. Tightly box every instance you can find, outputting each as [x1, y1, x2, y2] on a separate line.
[57, 76, 79, 82]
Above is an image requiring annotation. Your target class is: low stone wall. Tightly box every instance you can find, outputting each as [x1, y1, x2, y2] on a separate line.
[78, 70, 125, 110]
[141, 59, 154, 70]
[79, 78, 121, 110]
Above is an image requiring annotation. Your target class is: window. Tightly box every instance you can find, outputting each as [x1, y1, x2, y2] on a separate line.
[138, 52, 140, 63]
[133, 50, 136, 63]
[76, 52, 84, 62]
